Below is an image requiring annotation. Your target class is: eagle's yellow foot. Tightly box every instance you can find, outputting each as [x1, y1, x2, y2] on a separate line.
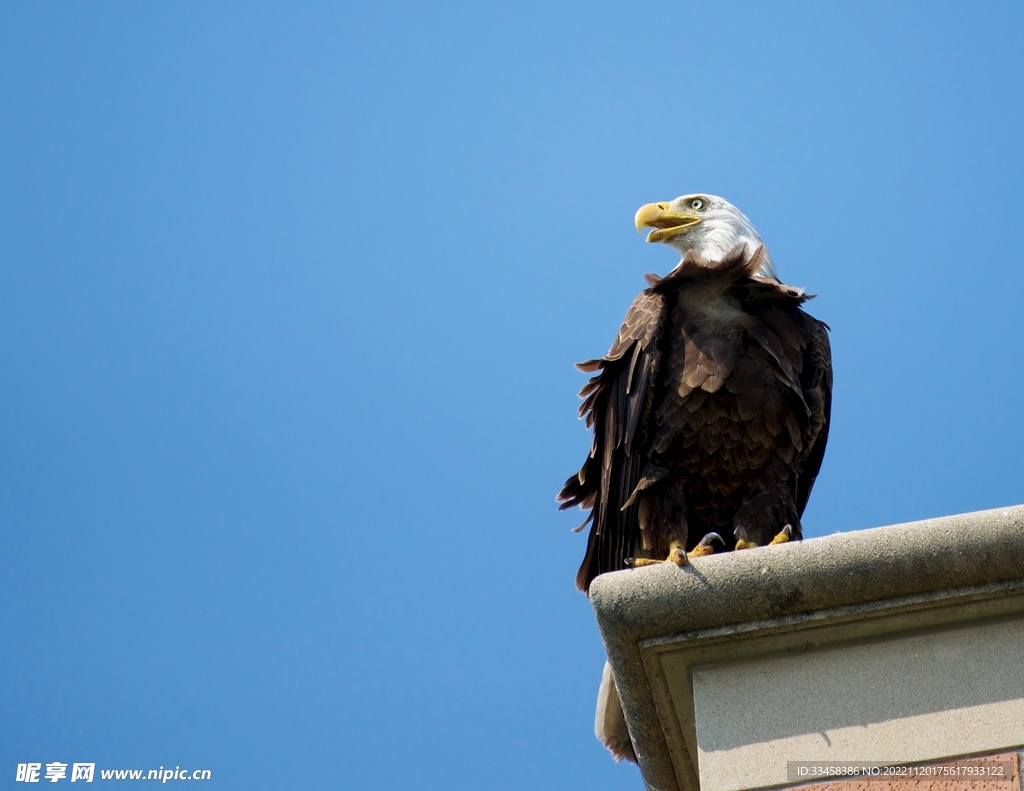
[689, 532, 724, 558]
[734, 524, 793, 550]
[626, 540, 688, 568]
[733, 526, 758, 550]
[626, 534, 724, 569]
[769, 524, 793, 545]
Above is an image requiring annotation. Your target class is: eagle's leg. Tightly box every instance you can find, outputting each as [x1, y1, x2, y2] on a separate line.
[734, 523, 793, 550]
[734, 526, 758, 550]
[627, 541, 687, 568]
[689, 532, 724, 557]
[626, 534, 723, 568]
[769, 524, 793, 545]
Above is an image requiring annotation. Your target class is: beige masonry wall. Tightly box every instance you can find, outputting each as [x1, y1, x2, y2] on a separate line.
[693, 617, 1024, 791]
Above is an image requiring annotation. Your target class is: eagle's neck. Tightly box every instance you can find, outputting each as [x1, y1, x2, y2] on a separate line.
[671, 213, 778, 280]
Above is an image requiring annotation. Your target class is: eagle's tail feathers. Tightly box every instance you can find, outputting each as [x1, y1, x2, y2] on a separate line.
[595, 661, 637, 764]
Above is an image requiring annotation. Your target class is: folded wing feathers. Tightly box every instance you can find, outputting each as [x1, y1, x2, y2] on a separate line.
[559, 288, 667, 591]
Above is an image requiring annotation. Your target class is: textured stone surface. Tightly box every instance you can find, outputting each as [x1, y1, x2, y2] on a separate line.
[589, 505, 1024, 791]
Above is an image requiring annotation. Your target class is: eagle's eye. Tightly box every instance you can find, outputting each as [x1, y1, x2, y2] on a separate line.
[690, 198, 704, 210]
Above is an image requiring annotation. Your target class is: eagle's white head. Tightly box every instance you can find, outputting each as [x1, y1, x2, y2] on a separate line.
[634, 194, 777, 280]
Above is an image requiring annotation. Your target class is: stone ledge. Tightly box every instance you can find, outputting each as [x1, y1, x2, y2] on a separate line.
[589, 505, 1024, 791]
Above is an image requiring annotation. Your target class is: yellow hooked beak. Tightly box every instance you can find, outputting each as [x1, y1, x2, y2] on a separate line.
[634, 202, 701, 243]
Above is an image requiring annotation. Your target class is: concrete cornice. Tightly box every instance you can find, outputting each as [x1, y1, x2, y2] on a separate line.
[590, 505, 1024, 791]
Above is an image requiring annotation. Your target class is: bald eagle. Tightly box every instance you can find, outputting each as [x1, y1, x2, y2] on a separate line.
[558, 195, 832, 761]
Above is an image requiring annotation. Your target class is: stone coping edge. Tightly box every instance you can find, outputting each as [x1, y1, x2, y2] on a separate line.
[589, 505, 1024, 791]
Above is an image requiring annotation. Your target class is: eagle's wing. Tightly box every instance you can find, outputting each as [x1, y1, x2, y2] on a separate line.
[558, 288, 665, 593]
[795, 315, 833, 516]
[729, 264, 833, 535]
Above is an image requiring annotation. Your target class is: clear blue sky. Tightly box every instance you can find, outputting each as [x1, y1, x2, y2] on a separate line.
[2, 3, 1023, 789]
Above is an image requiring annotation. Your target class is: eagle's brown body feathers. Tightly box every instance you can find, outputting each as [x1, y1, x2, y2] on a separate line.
[559, 244, 832, 593]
